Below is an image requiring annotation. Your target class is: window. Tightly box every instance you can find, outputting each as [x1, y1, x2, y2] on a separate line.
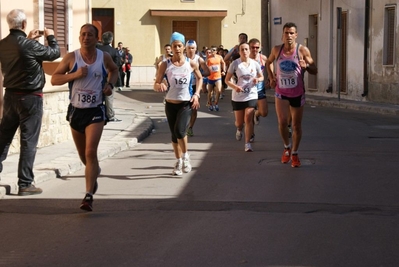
[44, 0, 68, 56]
[383, 5, 396, 66]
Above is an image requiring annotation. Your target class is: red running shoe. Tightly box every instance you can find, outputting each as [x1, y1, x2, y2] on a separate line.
[291, 154, 301, 168]
[281, 148, 291, 164]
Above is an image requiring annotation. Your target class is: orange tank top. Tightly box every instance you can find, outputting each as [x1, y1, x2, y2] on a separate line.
[207, 56, 222, 80]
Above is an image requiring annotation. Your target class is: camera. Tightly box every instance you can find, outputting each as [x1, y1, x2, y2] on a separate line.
[38, 30, 44, 35]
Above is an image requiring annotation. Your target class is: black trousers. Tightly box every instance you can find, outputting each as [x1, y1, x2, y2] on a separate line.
[0, 91, 43, 188]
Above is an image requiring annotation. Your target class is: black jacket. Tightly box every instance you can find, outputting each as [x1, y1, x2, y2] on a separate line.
[0, 29, 60, 93]
[97, 43, 120, 67]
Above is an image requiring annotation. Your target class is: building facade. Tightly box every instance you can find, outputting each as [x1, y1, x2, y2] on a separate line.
[269, 0, 399, 105]
[91, 0, 263, 85]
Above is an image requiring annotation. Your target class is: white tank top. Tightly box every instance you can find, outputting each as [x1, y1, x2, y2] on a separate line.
[165, 57, 192, 101]
[228, 58, 261, 102]
[190, 54, 200, 85]
[68, 49, 107, 108]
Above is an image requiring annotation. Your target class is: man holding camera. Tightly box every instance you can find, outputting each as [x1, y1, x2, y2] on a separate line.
[0, 9, 60, 195]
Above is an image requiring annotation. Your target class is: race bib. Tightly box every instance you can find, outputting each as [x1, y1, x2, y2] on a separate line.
[210, 64, 220, 73]
[278, 74, 297, 89]
[172, 76, 189, 89]
[71, 88, 101, 108]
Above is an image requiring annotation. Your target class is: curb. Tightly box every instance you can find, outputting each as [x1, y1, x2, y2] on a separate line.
[306, 98, 399, 116]
[0, 115, 154, 198]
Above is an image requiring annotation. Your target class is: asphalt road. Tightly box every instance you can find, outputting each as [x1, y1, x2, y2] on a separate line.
[1, 89, 398, 267]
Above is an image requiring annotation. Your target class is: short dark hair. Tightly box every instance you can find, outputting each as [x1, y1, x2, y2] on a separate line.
[248, 38, 260, 45]
[283, 22, 298, 32]
[238, 42, 249, 50]
[80, 23, 99, 38]
[102, 31, 113, 45]
[238, 33, 248, 41]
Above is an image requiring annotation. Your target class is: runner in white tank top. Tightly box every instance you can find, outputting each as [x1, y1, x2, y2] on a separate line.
[153, 32, 203, 176]
[185, 40, 211, 137]
[248, 38, 270, 143]
[69, 49, 107, 108]
[51, 24, 119, 211]
[225, 42, 264, 152]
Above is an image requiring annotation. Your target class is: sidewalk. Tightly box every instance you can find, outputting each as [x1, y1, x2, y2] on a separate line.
[266, 90, 399, 116]
[0, 88, 398, 198]
[0, 92, 154, 197]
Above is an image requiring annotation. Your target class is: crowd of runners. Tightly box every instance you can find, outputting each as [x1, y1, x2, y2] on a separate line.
[154, 22, 317, 177]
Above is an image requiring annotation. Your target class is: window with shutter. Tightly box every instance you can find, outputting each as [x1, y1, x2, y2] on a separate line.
[44, 0, 68, 56]
[383, 5, 396, 66]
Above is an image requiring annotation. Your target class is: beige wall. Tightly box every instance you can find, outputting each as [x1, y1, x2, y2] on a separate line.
[92, 0, 262, 81]
[0, 0, 89, 154]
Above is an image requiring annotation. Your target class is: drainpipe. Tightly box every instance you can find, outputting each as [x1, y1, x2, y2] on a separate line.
[362, 0, 370, 97]
[326, 0, 334, 93]
[261, 0, 270, 56]
[233, 0, 246, 24]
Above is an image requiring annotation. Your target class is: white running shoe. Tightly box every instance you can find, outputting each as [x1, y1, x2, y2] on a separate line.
[183, 155, 192, 173]
[173, 160, 183, 175]
[245, 143, 253, 152]
[236, 129, 242, 141]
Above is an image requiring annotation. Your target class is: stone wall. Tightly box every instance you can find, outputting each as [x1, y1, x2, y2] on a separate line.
[9, 88, 72, 154]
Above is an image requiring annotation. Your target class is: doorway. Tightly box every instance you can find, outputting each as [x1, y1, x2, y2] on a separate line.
[92, 8, 115, 46]
[172, 21, 198, 42]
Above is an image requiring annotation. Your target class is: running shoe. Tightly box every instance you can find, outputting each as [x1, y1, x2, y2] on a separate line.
[173, 160, 183, 175]
[245, 143, 253, 152]
[291, 154, 301, 168]
[281, 147, 291, 164]
[254, 112, 260, 125]
[236, 129, 242, 141]
[187, 127, 194, 137]
[208, 105, 214, 111]
[214, 105, 219, 111]
[80, 193, 93, 211]
[183, 155, 192, 173]
[249, 133, 255, 143]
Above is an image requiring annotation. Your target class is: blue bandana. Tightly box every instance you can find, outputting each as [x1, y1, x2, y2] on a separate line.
[170, 32, 185, 45]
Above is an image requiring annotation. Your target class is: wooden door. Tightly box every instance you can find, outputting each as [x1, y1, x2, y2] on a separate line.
[92, 8, 115, 46]
[172, 21, 198, 42]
